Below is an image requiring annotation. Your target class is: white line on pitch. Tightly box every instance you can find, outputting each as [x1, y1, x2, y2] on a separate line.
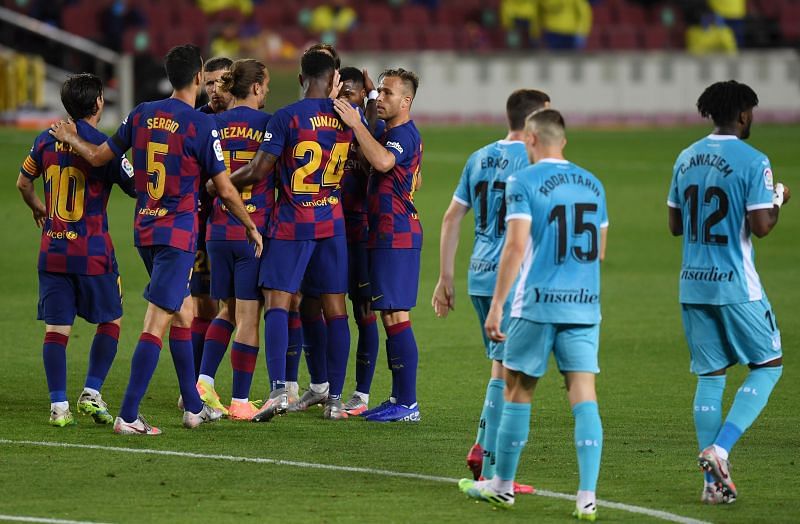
[0, 439, 710, 524]
[0, 515, 110, 524]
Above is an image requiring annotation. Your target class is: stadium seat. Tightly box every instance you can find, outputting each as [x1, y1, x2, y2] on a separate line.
[614, 4, 647, 26]
[399, 5, 432, 26]
[642, 25, 670, 49]
[61, 4, 102, 40]
[278, 27, 308, 48]
[385, 26, 422, 51]
[605, 26, 641, 50]
[421, 26, 458, 50]
[433, 5, 468, 26]
[592, 4, 614, 27]
[361, 5, 394, 26]
[341, 27, 384, 51]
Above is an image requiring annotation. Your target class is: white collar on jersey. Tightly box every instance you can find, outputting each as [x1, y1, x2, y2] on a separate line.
[497, 139, 525, 145]
[707, 134, 739, 140]
[538, 158, 569, 164]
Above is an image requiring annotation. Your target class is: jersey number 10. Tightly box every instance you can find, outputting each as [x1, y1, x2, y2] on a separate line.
[44, 165, 86, 222]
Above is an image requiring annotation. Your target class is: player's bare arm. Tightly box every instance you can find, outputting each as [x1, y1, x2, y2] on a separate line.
[485, 217, 530, 342]
[749, 183, 790, 237]
[16, 173, 47, 228]
[432, 200, 469, 318]
[48, 120, 115, 167]
[333, 98, 396, 173]
[211, 170, 264, 257]
[599, 226, 609, 262]
[668, 206, 683, 236]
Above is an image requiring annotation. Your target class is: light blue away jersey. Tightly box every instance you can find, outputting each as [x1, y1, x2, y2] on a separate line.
[453, 140, 529, 296]
[505, 159, 608, 324]
[668, 135, 774, 305]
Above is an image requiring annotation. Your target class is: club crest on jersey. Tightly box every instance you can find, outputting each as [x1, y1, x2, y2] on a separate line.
[309, 115, 343, 131]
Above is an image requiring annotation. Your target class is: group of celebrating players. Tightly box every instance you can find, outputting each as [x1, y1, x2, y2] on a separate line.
[17, 37, 791, 521]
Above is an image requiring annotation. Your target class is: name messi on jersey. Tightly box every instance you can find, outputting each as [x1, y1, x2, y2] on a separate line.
[146, 117, 180, 133]
[676, 154, 733, 177]
[220, 126, 263, 142]
[538, 173, 601, 198]
[310, 115, 343, 131]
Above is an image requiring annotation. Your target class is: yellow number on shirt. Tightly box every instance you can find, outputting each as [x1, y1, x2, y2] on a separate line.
[290, 140, 350, 194]
[222, 149, 256, 200]
[146, 142, 168, 200]
[44, 165, 86, 222]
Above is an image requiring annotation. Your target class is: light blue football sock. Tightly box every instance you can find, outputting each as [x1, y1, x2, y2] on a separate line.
[495, 401, 531, 482]
[694, 375, 726, 483]
[715, 366, 782, 455]
[480, 378, 505, 479]
[573, 401, 603, 492]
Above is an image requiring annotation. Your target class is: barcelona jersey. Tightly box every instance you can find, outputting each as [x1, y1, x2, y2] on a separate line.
[367, 120, 423, 249]
[207, 106, 272, 241]
[342, 120, 386, 244]
[107, 97, 226, 253]
[259, 98, 358, 240]
[21, 120, 135, 275]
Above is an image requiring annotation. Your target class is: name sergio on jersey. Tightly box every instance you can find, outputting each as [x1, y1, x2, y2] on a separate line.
[680, 265, 735, 283]
[146, 117, 180, 133]
[676, 153, 734, 177]
[220, 126, 263, 142]
[538, 173, 601, 197]
[533, 287, 599, 304]
[310, 115, 343, 131]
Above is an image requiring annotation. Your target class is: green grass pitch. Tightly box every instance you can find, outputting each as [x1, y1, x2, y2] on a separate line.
[0, 123, 797, 523]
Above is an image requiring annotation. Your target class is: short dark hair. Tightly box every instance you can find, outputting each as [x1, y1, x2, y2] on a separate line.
[525, 108, 566, 145]
[204, 56, 233, 74]
[339, 67, 364, 86]
[60, 73, 103, 121]
[696, 80, 759, 127]
[506, 89, 551, 131]
[305, 43, 340, 69]
[380, 68, 419, 98]
[301, 51, 335, 80]
[219, 59, 267, 100]
[164, 44, 203, 90]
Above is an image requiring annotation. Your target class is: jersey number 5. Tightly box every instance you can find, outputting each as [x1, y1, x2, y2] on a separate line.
[44, 165, 86, 222]
[291, 141, 349, 194]
[147, 142, 168, 200]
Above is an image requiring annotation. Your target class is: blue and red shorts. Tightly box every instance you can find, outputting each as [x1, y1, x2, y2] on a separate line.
[190, 238, 211, 297]
[38, 270, 123, 325]
[260, 236, 348, 295]
[137, 246, 194, 312]
[347, 241, 370, 301]
[207, 239, 261, 301]
[369, 248, 420, 311]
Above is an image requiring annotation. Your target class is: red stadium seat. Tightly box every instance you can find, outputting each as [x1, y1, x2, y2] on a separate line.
[421, 26, 458, 50]
[778, 5, 800, 42]
[433, 5, 468, 25]
[344, 26, 385, 51]
[585, 28, 606, 51]
[399, 5, 432, 26]
[614, 4, 647, 25]
[592, 4, 614, 27]
[605, 26, 641, 50]
[278, 27, 308, 48]
[642, 25, 670, 49]
[361, 5, 394, 26]
[61, 4, 102, 40]
[385, 25, 421, 51]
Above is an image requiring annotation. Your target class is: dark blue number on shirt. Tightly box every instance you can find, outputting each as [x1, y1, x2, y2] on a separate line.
[474, 181, 507, 237]
[683, 184, 729, 246]
[548, 203, 598, 264]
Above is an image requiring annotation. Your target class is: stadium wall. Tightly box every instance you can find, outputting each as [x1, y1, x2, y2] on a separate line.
[344, 50, 800, 126]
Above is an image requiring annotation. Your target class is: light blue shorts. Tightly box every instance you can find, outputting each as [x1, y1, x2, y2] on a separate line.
[503, 318, 600, 378]
[681, 298, 782, 375]
[470, 295, 510, 361]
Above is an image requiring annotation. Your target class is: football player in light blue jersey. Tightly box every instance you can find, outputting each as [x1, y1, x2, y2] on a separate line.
[458, 109, 608, 521]
[433, 89, 550, 493]
[667, 81, 790, 505]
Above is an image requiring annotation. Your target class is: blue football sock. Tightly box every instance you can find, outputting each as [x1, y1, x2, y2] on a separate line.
[573, 401, 603, 492]
[302, 315, 328, 384]
[264, 308, 288, 391]
[190, 317, 211, 381]
[354, 313, 379, 394]
[386, 321, 418, 406]
[385, 338, 398, 400]
[326, 315, 351, 399]
[495, 401, 531, 482]
[169, 326, 202, 414]
[119, 333, 162, 423]
[84, 323, 120, 392]
[231, 341, 259, 400]
[43, 331, 69, 403]
[198, 318, 234, 379]
[286, 312, 303, 382]
[693, 375, 726, 482]
[480, 377, 505, 479]
[715, 366, 782, 455]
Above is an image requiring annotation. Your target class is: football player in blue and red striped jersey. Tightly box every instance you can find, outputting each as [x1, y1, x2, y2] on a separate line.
[18, 73, 135, 427]
[335, 68, 424, 423]
[225, 50, 360, 421]
[195, 58, 272, 420]
[50, 45, 262, 435]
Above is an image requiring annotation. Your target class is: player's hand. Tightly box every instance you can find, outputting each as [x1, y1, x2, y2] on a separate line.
[363, 68, 375, 93]
[484, 305, 506, 342]
[205, 178, 217, 198]
[49, 119, 77, 143]
[329, 69, 343, 99]
[333, 98, 362, 129]
[32, 202, 46, 228]
[431, 278, 455, 318]
[246, 227, 263, 258]
[781, 183, 790, 206]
